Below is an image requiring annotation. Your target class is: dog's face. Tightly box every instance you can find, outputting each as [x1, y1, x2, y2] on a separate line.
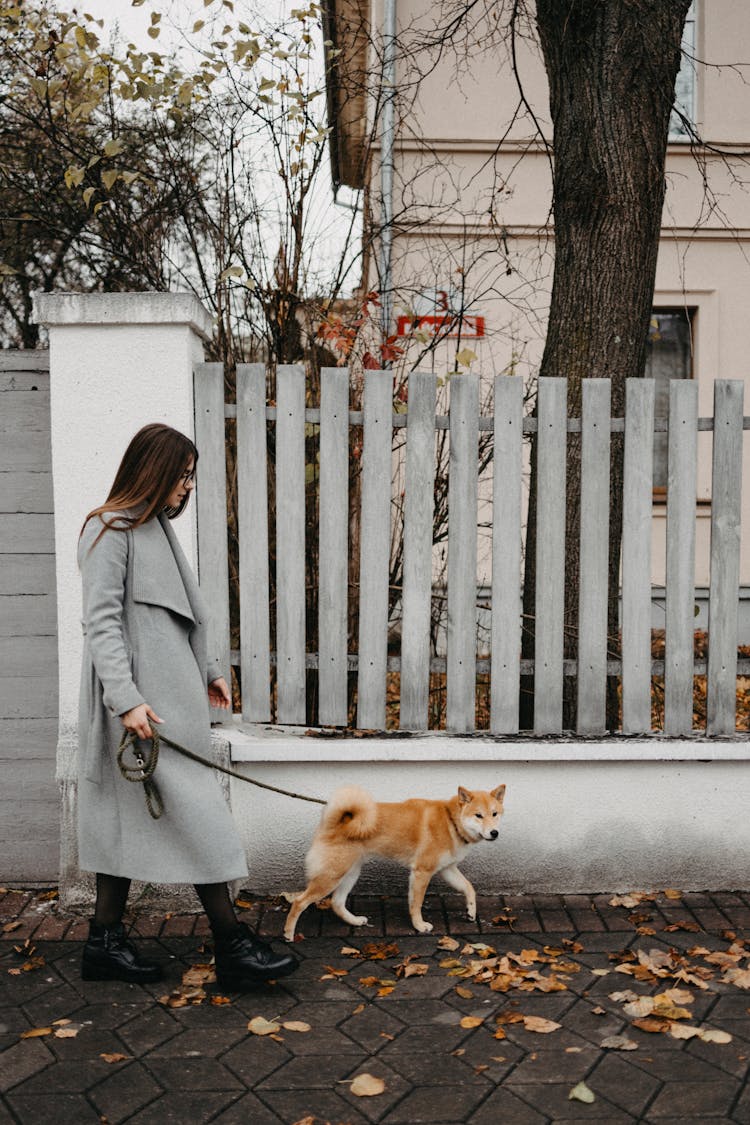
[457, 785, 506, 841]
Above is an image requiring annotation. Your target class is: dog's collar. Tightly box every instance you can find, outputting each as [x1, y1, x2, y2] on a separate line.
[450, 810, 474, 846]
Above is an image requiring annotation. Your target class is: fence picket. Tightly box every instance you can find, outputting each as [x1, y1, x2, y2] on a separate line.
[194, 363, 231, 713]
[707, 380, 744, 735]
[400, 372, 437, 730]
[621, 379, 655, 734]
[318, 367, 350, 726]
[447, 374, 479, 733]
[357, 370, 393, 729]
[665, 379, 698, 735]
[276, 365, 307, 724]
[237, 364, 271, 722]
[534, 377, 567, 735]
[490, 376, 523, 733]
[577, 379, 611, 735]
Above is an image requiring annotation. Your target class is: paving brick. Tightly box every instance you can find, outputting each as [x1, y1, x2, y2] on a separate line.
[144, 1056, 244, 1091]
[380, 1082, 488, 1122]
[130, 916, 164, 939]
[0, 1038, 54, 1092]
[148, 1027, 247, 1057]
[209, 1091, 284, 1124]
[588, 1052, 661, 1116]
[5, 1092, 103, 1123]
[31, 917, 71, 942]
[632, 1051, 736, 1083]
[647, 1078, 740, 1118]
[64, 920, 90, 942]
[468, 1087, 548, 1125]
[0, 892, 33, 921]
[220, 1036, 292, 1086]
[503, 1045, 601, 1085]
[256, 1050, 366, 1090]
[382, 1048, 493, 1087]
[160, 915, 196, 938]
[11, 1058, 120, 1095]
[508, 1083, 636, 1120]
[259, 1088, 370, 1125]
[116, 1007, 181, 1053]
[88, 1060, 164, 1123]
[127, 1091, 241, 1124]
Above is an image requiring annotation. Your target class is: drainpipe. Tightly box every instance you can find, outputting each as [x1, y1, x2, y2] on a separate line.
[380, 0, 396, 347]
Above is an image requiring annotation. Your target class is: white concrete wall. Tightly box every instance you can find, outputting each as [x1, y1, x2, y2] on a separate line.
[32, 291, 213, 902]
[227, 727, 750, 894]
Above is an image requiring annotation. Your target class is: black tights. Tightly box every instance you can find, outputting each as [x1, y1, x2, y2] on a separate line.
[94, 873, 239, 937]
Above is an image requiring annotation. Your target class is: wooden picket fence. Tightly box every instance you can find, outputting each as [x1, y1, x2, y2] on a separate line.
[193, 366, 747, 736]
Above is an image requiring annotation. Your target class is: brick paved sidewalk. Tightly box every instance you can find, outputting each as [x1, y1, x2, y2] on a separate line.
[3, 887, 750, 1123]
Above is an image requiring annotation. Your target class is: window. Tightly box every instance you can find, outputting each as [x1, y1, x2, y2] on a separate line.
[669, 1, 696, 140]
[645, 308, 694, 491]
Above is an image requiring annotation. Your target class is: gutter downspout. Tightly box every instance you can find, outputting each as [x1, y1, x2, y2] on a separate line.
[380, 0, 396, 346]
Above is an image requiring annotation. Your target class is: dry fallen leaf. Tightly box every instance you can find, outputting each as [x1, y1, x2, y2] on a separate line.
[340, 946, 361, 956]
[455, 986, 474, 999]
[2, 921, 22, 933]
[182, 964, 216, 987]
[54, 1027, 79, 1039]
[460, 1016, 484, 1029]
[282, 1021, 311, 1033]
[723, 967, 750, 989]
[668, 1023, 701, 1040]
[100, 1052, 129, 1064]
[361, 942, 399, 961]
[699, 1028, 732, 1044]
[609, 893, 649, 909]
[210, 996, 232, 1006]
[349, 1073, 386, 1097]
[632, 1016, 672, 1033]
[351, 1003, 365, 1015]
[20, 1027, 51, 1039]
[664, 888, 683, 900]
[377, 986, 395, 997]
[437, 936, 461, 951]
[569, 1081, 596, 1104]
[601, 1034, 638, 1050]
[247, 1016, 282, 1036]
[522, 1016, 560, 1034]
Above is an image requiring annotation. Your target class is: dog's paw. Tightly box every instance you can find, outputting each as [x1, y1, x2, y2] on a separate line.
[466, 909, 477, 922]
[351, 915, 369, 927]
[413, 920, 433, 934]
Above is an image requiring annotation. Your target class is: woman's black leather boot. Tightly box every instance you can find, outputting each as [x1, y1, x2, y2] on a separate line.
[214, 923, 299, 987]
[81, 921, 163, 983]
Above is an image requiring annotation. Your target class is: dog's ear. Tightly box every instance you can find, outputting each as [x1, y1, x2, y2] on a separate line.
[457, 786, 472, 804]
[492, 784, 506, 804]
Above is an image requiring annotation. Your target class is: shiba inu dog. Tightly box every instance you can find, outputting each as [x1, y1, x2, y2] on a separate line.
[284, 784, 506, 939]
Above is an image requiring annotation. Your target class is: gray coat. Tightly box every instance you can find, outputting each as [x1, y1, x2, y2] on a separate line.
[77, 511, 248, 884]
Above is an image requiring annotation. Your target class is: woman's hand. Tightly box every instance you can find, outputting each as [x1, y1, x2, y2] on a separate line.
[208, 677, 232, 710]
[121, 703, 163, 740]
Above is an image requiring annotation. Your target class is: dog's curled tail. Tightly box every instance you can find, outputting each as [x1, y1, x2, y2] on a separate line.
[321, 785, 378, 840]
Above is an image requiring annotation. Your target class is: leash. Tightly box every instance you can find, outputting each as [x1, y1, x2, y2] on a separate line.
[117, 723, 326, 820]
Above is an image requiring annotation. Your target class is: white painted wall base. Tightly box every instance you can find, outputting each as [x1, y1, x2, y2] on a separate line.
[225, 724, 750, 895]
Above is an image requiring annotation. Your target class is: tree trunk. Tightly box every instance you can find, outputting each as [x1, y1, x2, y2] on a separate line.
[520, 0, 692, 730]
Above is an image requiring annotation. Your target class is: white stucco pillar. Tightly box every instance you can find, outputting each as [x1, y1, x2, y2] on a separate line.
[32, 291, 213, 905]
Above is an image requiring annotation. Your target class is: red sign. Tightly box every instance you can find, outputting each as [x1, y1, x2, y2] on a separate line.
[396, 313, 485, 339]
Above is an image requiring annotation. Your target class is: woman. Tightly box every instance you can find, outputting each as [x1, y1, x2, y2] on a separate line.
[77, 423, 297, 987]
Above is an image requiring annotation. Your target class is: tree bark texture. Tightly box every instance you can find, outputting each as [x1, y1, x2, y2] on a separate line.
[520, 0, 692, 730]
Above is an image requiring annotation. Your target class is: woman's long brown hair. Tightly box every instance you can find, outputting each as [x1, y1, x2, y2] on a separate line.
[81, 423, 198, 545]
